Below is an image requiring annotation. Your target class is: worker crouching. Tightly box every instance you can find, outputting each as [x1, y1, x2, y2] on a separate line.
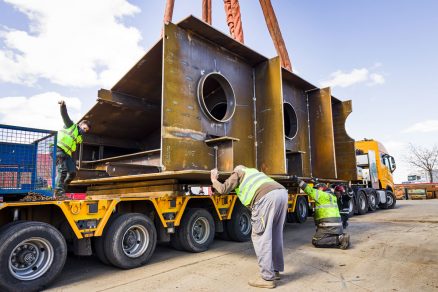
[292, 176, 350, 249]
[211, 165, 288, 289]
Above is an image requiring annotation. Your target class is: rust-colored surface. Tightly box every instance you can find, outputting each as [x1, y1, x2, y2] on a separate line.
[255, 57, 286, 174]
[282, 69, 314, 177]
[332, 99, 357, 181]
[308, 88, 337, 179]
[162, 21, 255, 171]
[77, 16, 356, 184]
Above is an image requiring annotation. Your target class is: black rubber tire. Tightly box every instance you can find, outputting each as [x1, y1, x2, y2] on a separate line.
[170, 233, 185, 251]
[0, 221, 67, 292]
[226, 201, 252, 242]
[294, 196, 308, 223]
[92, 213, 121, 265]
[175, 208, 215, 253]
[348, 199, 355, 218]
[103, 213, 157, 269]
[380, 191, 396, 209]
[356, 191, 368, 215]
[368, 191, 377, 211]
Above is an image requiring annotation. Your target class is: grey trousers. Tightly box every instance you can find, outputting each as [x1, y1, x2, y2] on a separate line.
[251, 189, 288, 281]
[312, 226, 342, 248]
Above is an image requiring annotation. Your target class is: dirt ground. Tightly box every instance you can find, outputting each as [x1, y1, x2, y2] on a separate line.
[46, 199, 438, 292]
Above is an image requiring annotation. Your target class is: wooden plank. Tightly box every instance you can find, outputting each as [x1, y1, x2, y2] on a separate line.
[86, 191, 179, 200]
[86, 184, 180, 196]
[87, 179, 178, 191]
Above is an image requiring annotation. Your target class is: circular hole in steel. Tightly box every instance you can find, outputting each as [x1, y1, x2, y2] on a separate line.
[197, 72, 236, 123]
[284, 102, 298, 140]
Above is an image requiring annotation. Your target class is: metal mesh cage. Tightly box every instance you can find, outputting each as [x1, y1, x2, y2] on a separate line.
[0, 124, 57, 196]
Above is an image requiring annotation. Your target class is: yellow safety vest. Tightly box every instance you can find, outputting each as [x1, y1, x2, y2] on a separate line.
[235, 168, 275, 206]
[57, 124, 82, 156]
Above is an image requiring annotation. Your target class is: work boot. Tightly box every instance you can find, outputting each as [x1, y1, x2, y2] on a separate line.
[248, 277, 276, 289]
[54, 190, 68, 200]
[339, 233, 350, 250]
[274, 271, 281, 280]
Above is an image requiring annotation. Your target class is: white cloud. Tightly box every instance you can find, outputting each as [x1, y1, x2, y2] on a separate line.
[382, 140, 408, 183]
[403, 120, 438, 133]
[369, 73, 385, 85]
[0, 92, 82, 130]
[320, 66, 385, 88]
[0, 0, 144, 88]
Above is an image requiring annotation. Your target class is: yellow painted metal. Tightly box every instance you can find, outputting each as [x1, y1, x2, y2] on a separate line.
[287, 193, 308, 213]
[94, 199, 118, 236]
[0, 192, 238, 240]
[355, 140, 395, 191]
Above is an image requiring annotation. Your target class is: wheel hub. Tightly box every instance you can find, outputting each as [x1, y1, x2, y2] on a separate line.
[123, 231, 137, 249]
[12, 244, 38, 269]
[8, 237, 54, 281]
[122, 225, 149, 258]
[192, 217, 210, 244]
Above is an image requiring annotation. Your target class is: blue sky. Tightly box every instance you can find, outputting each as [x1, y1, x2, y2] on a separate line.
[1, 0, 437, 183]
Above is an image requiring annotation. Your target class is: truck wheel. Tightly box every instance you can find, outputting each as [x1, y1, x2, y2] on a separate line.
[357, 191, 368, 215]
[170, 233, 185, 251]
[380, 191, 396, 209]
[93, 213, 121, 265]
[286, 196, 308, 223]
[0, 221, 67, 292]
[368, 191, 377, 211]
[104, 213, 157, 269]
[226, 201, 252, 242]
[176, 208, 215, 252]
[348, 199, 355, 217]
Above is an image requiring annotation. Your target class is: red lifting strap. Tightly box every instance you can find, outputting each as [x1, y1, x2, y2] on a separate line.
[202, 0, 212, 24]
[223, 0, 244, 43]
[259, 0, 292, 71]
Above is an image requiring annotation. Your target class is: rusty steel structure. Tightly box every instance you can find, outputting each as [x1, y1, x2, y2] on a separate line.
[73, 16, 356, 186]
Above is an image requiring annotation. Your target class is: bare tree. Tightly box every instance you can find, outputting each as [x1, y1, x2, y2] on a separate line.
[405, 143, 438, 182]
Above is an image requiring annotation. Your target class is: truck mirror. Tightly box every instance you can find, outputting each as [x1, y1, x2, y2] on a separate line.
[390, 156, 396, 172]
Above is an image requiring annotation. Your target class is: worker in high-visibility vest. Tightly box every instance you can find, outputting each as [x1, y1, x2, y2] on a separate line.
[292, 175, 350, 249]
[211, 165, 288, 289]
[54, 100, 91, 197]
[334, 185, 351, 229]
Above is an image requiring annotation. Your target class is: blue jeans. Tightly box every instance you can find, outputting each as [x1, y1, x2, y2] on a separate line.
[54, 148, 76, 194]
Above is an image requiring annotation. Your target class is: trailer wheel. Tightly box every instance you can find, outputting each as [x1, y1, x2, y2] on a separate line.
[356, 191, 368, 215]
[93, 213, 121, 265]
[226, 201, 252, 242]
[348, 199, 355, 217]
[176, 208, 215, 252]
[368, 191, 377, 211]
[380, 191, 396, 209]
[170, 233, 185, 251]
[286, 196, 308, 223]
[0, 221, 67, 292]
[104, 213, 157, 269]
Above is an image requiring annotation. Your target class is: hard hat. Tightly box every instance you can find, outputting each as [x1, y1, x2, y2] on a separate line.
[334, 185, 345, 193]
[314, 183, 328, 190]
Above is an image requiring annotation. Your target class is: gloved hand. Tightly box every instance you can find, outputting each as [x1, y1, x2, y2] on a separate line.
[291, 175, 299, 184]
[210, 168, 219, 182]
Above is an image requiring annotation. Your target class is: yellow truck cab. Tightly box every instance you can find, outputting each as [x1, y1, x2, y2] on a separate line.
[352, 139, 397, 214]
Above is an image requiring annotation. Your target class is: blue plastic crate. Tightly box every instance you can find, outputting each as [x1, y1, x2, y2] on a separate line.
[0, 124, 57, 196]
